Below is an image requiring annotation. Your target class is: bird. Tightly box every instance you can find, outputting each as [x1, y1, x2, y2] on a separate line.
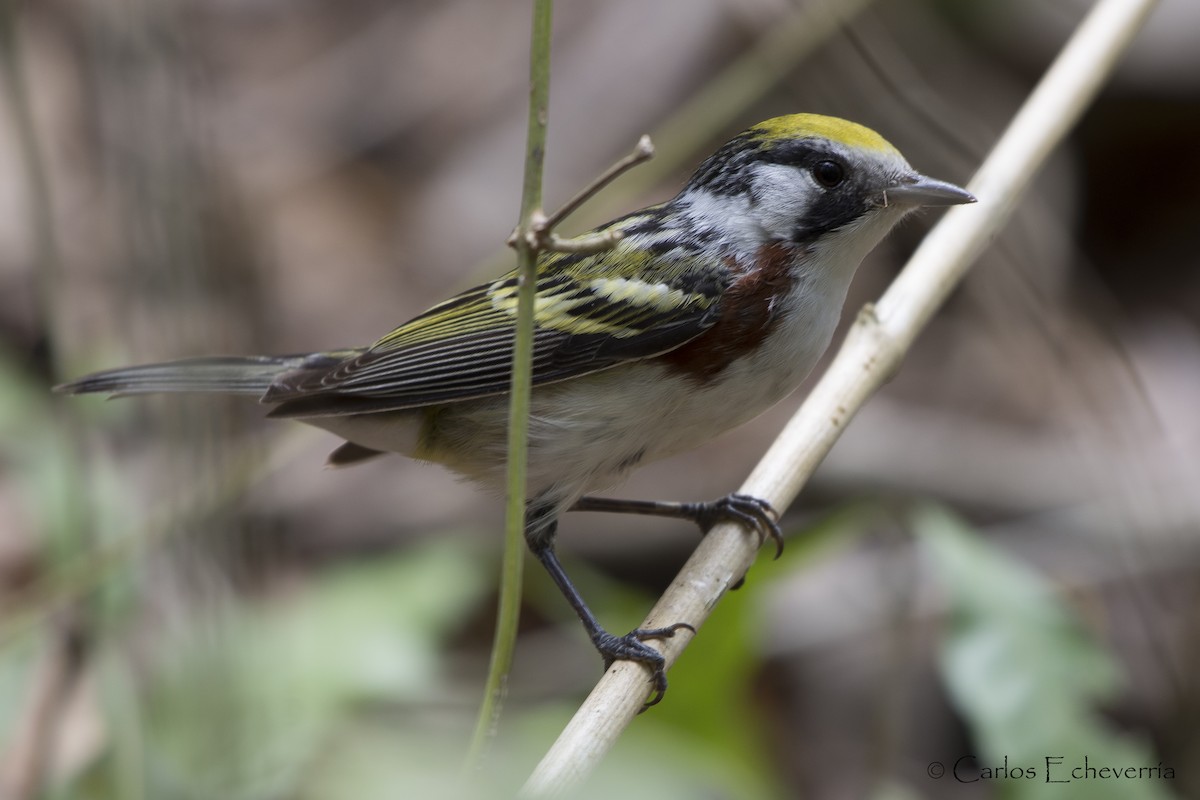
[58, 113, 975, 705]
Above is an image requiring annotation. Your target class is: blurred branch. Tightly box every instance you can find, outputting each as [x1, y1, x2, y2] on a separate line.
[0, 2, 61, 317]
[523, 0, 1162, 792]
[0, 7, 96, 798]
[0, 613, 89, 800]
[840, 13, 984, 167]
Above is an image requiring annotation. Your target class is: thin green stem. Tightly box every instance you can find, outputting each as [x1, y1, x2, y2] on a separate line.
[465, 0, 553, 768]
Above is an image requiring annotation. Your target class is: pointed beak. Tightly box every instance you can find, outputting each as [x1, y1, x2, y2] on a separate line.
[880, 173, 976, 207]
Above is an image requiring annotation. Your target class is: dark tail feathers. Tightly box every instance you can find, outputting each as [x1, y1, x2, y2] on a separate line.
[55, 354, 318, 398]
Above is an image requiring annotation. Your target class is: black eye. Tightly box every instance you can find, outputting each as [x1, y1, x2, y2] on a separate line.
[812, 160, 845, 188]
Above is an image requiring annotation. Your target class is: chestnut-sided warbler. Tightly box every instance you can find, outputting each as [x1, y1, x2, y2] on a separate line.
[59, 114, 974, 703]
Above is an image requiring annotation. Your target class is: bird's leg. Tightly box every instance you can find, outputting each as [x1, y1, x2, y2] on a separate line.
[525, 500, 693, 708]
[570, 493, 784, 558]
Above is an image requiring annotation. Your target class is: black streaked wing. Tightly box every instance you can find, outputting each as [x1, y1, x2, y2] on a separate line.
[264, 244, 728, 416]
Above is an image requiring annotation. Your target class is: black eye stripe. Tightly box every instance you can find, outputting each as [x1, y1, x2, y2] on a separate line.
[747, 140, 849, 188]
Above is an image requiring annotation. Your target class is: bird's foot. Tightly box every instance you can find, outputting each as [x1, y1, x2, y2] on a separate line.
[687, 493, 784, 558]
[593, 622, 695, 709]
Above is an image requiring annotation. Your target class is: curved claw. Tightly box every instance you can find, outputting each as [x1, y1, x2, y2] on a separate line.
[593, 622, 694, 708]
[693, 493, 784, 559]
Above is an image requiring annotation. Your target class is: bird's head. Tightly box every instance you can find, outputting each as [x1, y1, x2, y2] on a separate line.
[674, 114, 974, 262]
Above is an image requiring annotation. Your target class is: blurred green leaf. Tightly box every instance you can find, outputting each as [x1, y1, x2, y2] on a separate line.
[0, 629, 39, 742]
[77, 538, 491, 800]
[916, 506, 1176, 800]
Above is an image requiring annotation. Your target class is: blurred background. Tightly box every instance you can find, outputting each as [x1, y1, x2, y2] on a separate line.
[2, 0, 1199, 797]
